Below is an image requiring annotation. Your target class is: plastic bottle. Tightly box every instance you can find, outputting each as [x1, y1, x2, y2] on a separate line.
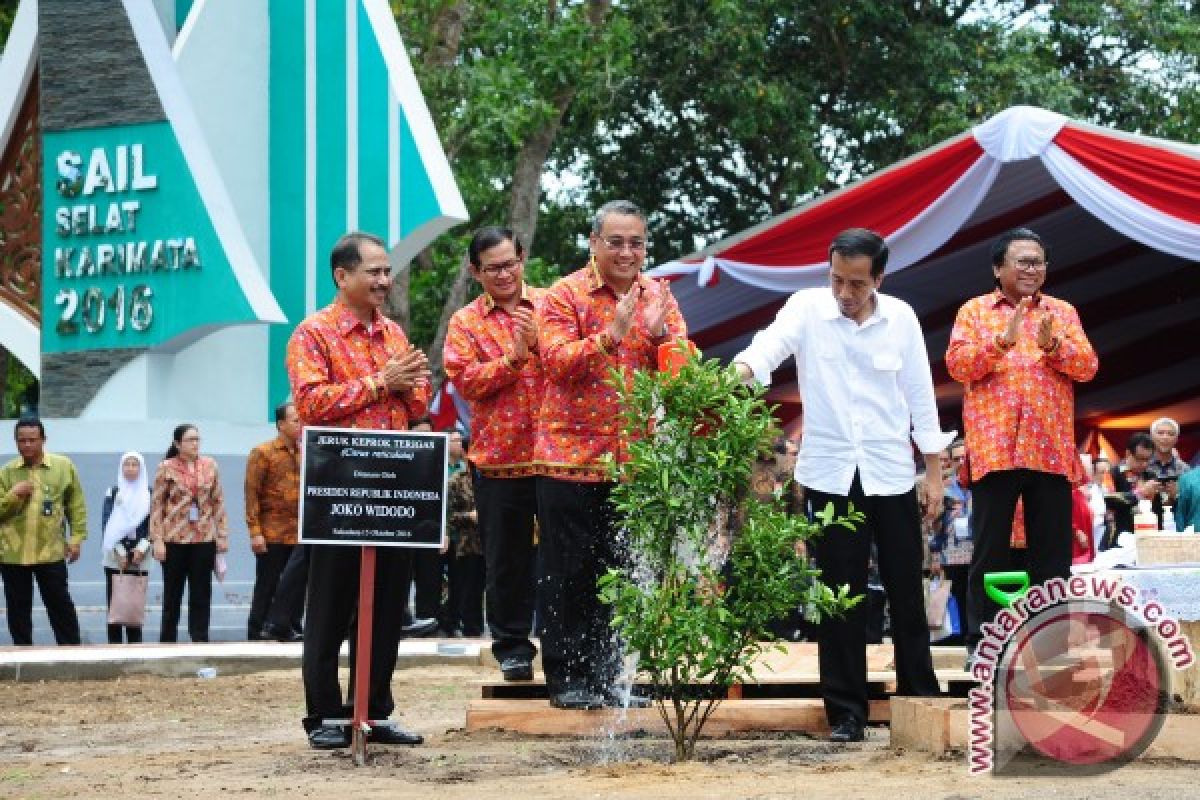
[1162, 506, 1176, 533]
[1133, 499, 1157, 534]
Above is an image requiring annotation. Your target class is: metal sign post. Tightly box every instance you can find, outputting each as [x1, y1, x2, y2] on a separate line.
[299, 426, 448, 765]
[351, 546, 377, 765]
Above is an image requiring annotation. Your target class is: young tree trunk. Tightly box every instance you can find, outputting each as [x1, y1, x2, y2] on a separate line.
[507, 88, 573, 253]
[426, 252, 474, 389]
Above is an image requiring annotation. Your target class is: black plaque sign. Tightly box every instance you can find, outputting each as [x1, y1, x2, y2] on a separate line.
[299, 426, 447, 548]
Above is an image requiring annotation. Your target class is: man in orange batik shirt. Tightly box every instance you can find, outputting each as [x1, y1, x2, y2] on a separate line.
[444, 226, 546, 684]
[946, 227, 1097, 661]
[287, 231, 432, 751]
[534, 200, 686, 711]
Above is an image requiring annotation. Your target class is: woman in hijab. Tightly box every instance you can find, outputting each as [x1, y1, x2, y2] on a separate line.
[101, 452, 152, 643]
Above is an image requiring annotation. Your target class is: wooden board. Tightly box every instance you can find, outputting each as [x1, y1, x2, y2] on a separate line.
[465, 697, 892, 736]
[890, 696, 1200, 761]
[478, 668, 976, 699]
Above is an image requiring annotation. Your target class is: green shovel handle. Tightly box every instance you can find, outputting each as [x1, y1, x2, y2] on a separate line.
[983, 571, 1030, 609]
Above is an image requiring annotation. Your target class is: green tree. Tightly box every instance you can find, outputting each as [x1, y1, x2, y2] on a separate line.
[391, 1, 634, 381]
[567, 0, 1200, 265]
[599, 348, 860, 762]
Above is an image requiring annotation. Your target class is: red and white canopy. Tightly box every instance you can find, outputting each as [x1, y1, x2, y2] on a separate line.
[651, 106, 1200, 451]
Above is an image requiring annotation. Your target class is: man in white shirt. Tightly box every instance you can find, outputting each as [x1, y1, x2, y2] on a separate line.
[734, 228, 952, 743]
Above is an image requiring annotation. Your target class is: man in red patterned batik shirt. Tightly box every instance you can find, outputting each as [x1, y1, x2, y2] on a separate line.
[444, 226, 546, 683]
[287, 231, 431, 750]
[534, 200, 686, 710]
[946, 227, 1098, 658]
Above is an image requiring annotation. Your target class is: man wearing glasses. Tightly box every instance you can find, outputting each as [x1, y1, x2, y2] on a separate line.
[444, 227, 546, 683]
[946, 228, 1097, 664]
[534, 200, 685, 710]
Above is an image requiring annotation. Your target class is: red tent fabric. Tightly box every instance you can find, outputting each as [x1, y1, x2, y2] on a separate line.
[651, 107, 1200, 453]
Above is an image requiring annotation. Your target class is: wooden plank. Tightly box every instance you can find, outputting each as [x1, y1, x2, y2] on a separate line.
[477, 668, 975, 700]
[465, 698, 891, 736]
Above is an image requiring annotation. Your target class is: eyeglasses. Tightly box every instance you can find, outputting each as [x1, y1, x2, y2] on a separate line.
[479, 258, 521, 277]
[599, 237, 647, 252]
[1007, 257, 1047, 272]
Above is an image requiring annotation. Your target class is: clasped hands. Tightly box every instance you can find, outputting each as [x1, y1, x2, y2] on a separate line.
[377, 347, 432, 394]
[997, 297, 1059, 353]
[607, 280, 672, 344]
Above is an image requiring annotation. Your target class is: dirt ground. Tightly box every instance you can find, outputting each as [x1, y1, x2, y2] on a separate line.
[0, 664, 1192, 799]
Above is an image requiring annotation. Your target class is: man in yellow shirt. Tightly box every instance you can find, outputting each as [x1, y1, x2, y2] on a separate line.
[0, 417, 88, 645]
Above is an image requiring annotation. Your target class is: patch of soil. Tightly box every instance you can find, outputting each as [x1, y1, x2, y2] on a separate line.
[0, 665, 1190, 799]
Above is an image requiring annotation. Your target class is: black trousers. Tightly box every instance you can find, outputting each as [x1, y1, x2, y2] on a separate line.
[445, 553, 485, 635]
[476, 474, 538, 662]
[159, 541, 215, 643]
[301, 544, 411, 728]
[536, 477, 623, 695]
[104, 566, 147, 643]
[966, 468, 1071, 648]
[1, 561, 81, 645]
[397, 548, 443, 621]
[264, 543, 309, 634]
[805, 473, 941, 726]
[247, 543, 295, 638]
[938, 563, 970, 647]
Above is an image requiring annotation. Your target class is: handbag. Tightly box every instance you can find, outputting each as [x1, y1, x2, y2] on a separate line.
[931, 594, 961, 643]
[925, 577, 953, 630]
[108, 569, 149, 627]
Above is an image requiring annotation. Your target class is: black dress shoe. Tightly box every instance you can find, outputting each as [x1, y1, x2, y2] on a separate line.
[401, 617, 439, 637]
[603, 690, 652, 708]
[368, 722, 423, 746]
[500, 657, 534, 682]
[308, 724, 350, 749]
[549, 688, 605, 710]
[262, 623, 301, 643]
[829, 717, 865, 743]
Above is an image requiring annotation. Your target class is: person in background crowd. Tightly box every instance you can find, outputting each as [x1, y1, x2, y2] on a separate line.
[1174, 465, 1200, 532]
[0, 417, 87, 645]
[734, 227, 949, 743]
[101, 452, 152, 644]
[1147, 417, 1189, 483]
[444, 225, 547, 682]
[443, 431, 485, 637]
[150, 423, 229, 643]
[1078, 453, 1107, 553]
[245, 402, 303, 640]
[1109, 432, 1159, 539]
[945, 227, 1097, 663]
[1070, 479, 1095, 565]
[260, 543, 309, 642]
[287, 230, 431, 750]
[1145, 417, 1188, 516]
[396, 417, 440, 637]
[535, 199, 685, 711]
[1094, 455, 1116, 493]
[929, 440, 970, 647]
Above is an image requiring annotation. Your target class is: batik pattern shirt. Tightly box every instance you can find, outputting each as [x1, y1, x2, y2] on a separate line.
[149, 456, 229, 546]
[244, 435, 300, 545]
[287, 301, 430, 431]
[534, 264, 686, 482]
[0, 453, 87, 565]
[946, 290, 1097, 484]
[446, 468, 481, 558]
[444, 286, 547, 477]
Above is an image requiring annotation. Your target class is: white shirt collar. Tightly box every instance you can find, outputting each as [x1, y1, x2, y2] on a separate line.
[817, 290, 887, 325]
